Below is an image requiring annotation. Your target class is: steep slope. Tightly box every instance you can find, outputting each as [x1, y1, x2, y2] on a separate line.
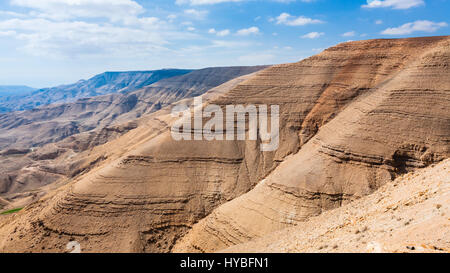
[0, 86, 36, 112]
[0, 66, 267, 150]
[0, 36, 448, 253]
[0, 67, 267, 198]
[0, 86, 36, 98]
[173, 36, 450, 252]
[0, 69, 192, 113]
[0, 71, 261, 252]
[224, 159, 449, 253]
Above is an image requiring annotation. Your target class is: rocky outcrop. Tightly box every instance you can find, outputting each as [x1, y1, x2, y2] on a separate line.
[0, 67, 266, 198]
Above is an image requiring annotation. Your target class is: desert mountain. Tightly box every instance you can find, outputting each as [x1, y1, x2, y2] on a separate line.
[0, 66, 267, 150]
[173, 36, 450, 252]
[0, 66, 267, 198]
[0, 86, 36, 97]
[223, 159, 449, 253]
[0, 70, 192, 113]
[0, 86, 36, 112]
[0, 36, 448, 253]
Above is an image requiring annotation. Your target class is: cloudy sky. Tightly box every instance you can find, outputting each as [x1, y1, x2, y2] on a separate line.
[0, 0, 448, 87]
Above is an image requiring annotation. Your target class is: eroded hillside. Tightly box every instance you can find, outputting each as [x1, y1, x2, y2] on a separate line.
[0, 66, 267, 150]
[0, 66, 267, 199]
[0, 70, 192, 113]
[223, 159, 449, 253]
[0, 36, 448, 253]
[174, 36, 450, 252]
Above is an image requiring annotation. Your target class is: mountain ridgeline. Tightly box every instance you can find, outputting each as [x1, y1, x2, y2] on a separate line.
[0, 66, 268, 150]
[0, 86, 36, 97]
[0, 69, 193, 113]
[0, 66, 268, 197]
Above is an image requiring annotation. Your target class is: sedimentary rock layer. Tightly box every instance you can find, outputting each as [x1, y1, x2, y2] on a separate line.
[0, 66, 267, 150]
[0, 36, 449, 253]
[223, 159, 450, 253]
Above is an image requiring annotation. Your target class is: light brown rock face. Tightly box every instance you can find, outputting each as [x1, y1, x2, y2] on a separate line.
[173, 36, 450, 252]
[0, 72, 264, 252]
[0, 36, 449, 253]
[223, 159, 450, 253]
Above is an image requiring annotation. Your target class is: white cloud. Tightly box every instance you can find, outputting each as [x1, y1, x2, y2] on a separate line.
[0, 1, 206, 60]
[0, 30, 16, 36]
[0, 17, 173, 58]
[11, 0, 144, 22]
[381, 20, 447, 35]
[342, 31, 356, 37]
[375, 20, 383, 25]
[176, 0, 243, 5]
[273, 0, 295, 3]
[210, 40, 253, 48]
[362, 0, 424, 10]
[184, 9, 208, 20]
[236, 26, 260, 36]
[0, 10, 28, 18]
[167, 14, 177, 22]
[275, 13, 323, 26]
[178, 39, 253, 55]
[301, 32, 324, 39]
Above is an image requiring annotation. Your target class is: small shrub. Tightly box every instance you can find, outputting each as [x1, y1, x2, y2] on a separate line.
[1, 208, 23, 215]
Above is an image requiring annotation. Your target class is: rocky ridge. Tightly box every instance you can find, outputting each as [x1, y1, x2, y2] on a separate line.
[0, 36, 448, 253]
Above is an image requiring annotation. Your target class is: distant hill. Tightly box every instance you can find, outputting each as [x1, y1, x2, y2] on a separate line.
[0, 70, 193, 113]
[224, 159, 450, 253]
[0, 86, 36, 97]
[0, 66, 268, 150]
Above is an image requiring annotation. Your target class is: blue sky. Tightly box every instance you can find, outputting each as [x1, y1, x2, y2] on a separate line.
[0, 0, 448, 88]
